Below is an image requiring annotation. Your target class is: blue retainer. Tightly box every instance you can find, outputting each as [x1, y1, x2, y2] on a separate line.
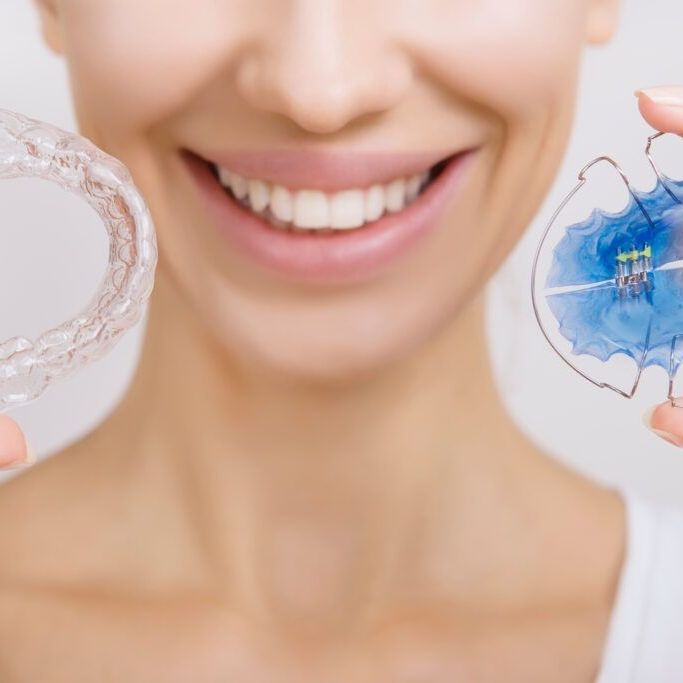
[545, 176, 683, 371]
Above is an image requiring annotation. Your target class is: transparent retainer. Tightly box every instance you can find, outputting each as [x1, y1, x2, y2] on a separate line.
[0, 109, 157, 411]
[531, 132, 683, 404]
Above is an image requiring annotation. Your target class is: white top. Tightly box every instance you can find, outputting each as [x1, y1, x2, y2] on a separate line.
[596, 486, 683, 682]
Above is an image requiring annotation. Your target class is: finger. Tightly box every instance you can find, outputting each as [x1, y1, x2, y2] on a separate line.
[0, 415, 34, 469]
[635, 86, 683, 135]
[643, 401, 683, 447]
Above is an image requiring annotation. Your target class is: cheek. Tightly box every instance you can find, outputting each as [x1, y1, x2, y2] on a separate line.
[415, 2, 588, 272]
[398, 0, 587, 119]
[60, 0, 244, 132]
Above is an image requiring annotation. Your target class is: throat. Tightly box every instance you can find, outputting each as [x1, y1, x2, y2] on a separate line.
[101, 276, 535, 634]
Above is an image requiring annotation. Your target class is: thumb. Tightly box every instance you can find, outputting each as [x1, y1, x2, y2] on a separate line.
[635, 85, 683, 134]
[0, 415, 34, 469]
[644, 401, 683, 447]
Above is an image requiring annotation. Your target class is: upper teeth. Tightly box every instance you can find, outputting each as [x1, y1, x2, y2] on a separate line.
[216, 166, 432, 231]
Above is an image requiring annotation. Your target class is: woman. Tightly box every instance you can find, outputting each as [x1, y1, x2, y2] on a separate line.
[0, 0, 682, 679]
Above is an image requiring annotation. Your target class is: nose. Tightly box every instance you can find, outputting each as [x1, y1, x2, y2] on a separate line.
[233, 1, 413, 135]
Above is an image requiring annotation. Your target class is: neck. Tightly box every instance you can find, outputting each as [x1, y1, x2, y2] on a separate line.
[93, 266, 546, 634]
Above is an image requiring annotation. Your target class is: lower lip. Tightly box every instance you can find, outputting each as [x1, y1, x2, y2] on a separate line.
[185, 148, 475, 284]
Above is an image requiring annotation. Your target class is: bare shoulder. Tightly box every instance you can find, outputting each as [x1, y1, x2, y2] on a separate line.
[0, 441, 124, 587]
[0, 444, 144, 680]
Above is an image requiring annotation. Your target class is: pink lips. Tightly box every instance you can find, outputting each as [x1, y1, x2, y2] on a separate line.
[185, 147, 476, 284]
[198, 148, 460, 192]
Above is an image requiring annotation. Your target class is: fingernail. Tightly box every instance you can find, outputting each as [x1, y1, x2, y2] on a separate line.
[24, 439, 36, 465]
[642, 405, 683, 447]
[635, 86, 683, 107]
[642, 405, 657, 428]
[4, 437, 36, 469]
[651, 428, 683, 447]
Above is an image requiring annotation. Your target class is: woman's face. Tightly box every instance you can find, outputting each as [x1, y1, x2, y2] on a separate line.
[37, 0, 619, 381]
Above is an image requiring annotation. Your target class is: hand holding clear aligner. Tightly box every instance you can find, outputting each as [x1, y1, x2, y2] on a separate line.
[0, 109, 157, 410]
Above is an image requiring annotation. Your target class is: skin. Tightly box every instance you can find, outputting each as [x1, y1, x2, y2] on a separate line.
[1, 1, 681, 680]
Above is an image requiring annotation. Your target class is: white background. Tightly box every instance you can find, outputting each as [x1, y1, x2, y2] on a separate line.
[2, 1, 683, 503]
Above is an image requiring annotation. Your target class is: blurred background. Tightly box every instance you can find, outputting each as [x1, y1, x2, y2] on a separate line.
[1, 1, 683, 503]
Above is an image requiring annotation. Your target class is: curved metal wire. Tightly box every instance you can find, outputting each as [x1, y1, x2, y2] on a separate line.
[648, 132, 683, 405]
[667, 335, 683, 407]
[645, 131, 683, 204]
[530, 156, 653, 399]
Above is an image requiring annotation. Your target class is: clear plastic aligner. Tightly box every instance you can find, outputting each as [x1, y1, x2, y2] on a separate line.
[0, 109, 158, 410]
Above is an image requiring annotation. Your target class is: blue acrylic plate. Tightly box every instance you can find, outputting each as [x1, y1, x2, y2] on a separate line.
[531, 133, 683, 402]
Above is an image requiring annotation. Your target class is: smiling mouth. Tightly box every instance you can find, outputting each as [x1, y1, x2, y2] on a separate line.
[184, 145, 474, 283]
[201, 154, 455, 234]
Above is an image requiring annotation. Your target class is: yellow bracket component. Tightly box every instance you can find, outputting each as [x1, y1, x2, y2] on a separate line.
[616, 245, 652, 263]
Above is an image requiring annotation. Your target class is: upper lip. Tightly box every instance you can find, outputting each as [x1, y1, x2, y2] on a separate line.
[188, 148, 462, 192]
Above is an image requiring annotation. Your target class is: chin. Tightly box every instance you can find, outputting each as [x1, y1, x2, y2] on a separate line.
[209, 299, 457, 386]
[245, 341, 411, 385]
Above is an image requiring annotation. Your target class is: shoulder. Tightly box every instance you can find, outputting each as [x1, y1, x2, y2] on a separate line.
[602, 491, 683, 682]
[0, 443, 123, 587]
[633, 496, 683, 666]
